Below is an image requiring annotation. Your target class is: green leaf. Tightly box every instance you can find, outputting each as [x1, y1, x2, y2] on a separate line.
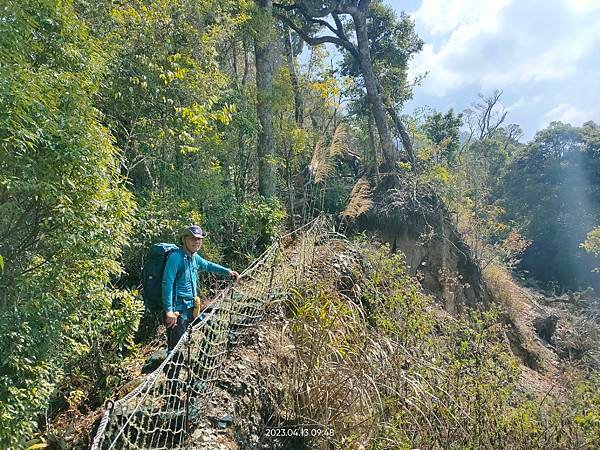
[25, 444, 49, 450]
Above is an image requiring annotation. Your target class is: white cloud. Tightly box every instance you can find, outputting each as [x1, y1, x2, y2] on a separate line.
[542, 104, 596, 127]
[403, 0, 600, 138]
[408, 0, 600, 96]
[479, 44, 581, 87]
[507, 94, 543, 112]
[566, 0, 600, 15]
[412, 0, 512, 36]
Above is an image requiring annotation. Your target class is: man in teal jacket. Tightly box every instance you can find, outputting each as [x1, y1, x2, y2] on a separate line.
[162, 225, 239, 354]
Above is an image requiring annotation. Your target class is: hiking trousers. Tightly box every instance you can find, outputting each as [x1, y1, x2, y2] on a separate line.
[166, 306, 194, 352]
[166, 306, 193, 392]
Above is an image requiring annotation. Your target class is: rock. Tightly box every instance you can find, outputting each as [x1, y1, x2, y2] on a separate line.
[142, 348, 167, 374]
[218, 414, 234, 429]
[241, 395, 251, 407]
[534, 314, 559, 344]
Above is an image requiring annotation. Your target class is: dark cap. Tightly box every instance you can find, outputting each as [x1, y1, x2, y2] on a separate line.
[181, 225, 207, 239]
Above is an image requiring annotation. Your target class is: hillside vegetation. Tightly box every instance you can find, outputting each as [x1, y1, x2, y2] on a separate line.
[279, 237, 599, 449]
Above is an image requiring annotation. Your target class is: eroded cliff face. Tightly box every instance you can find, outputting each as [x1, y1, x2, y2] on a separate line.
[373, 215, 491, 315]
[348, 175, 559, 375]
[356, 174, 492, 315]
[352, 176, 598, 379]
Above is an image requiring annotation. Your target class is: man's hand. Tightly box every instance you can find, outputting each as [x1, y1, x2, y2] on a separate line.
[229, 270, 240, 282]
[165, 311, 179, 329]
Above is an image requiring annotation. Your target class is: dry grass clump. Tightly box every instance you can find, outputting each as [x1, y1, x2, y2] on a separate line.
[309, 124, 348, 184]
[483, 265, 553, 368]
[484, 263, 600, 372]
[340, 178, 373, 220]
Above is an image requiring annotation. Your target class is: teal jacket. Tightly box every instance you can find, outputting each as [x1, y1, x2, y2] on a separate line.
[162, 249, 231, 312]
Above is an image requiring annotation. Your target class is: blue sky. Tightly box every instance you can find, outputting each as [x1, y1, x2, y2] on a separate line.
[389, 0, 600, 140]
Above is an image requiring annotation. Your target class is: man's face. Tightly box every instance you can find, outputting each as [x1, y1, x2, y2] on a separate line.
[184, 235, 203, 253]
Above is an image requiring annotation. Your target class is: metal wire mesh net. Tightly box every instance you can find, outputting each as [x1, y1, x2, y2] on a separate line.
[91, 218, 328, 450]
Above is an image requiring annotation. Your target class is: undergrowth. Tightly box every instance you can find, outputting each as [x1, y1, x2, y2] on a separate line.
[287, 242, 600, 449]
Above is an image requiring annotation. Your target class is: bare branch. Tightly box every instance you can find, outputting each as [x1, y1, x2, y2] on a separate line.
[275, 12, 358, 59]
[474, 89, 507, 139]
[331, 12, 350, 42]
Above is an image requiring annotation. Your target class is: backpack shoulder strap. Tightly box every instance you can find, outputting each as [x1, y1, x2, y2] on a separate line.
[168, 248, 186, 300]
[174, 248, 185, 278]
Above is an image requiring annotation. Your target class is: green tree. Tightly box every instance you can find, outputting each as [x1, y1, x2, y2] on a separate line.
[501, 121, 600, 290]
[418, 94, 527, 271]
[91, 0, 239, 192]
[275, 0, 422, 170]
[254, 0, 278, 198]
[85, 0, 287, 267]
[423, 109, 463, 164]
[0, 1, 136, 445]
[340, 0, 423, 168]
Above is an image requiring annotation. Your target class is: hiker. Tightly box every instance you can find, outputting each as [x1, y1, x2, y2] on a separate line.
[162, 225, 239, 353]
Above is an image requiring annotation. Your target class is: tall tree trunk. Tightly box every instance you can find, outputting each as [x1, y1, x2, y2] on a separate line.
[242, 38, 250, 86]
[387, 105, 417, 169]
[254, 0, 276, 198]
[352, 6, 396, 171]
[283, 27, 304, 127]
[367, 112, 380, 179]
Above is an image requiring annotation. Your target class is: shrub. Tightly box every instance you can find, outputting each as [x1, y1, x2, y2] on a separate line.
[222, 197, 286, 265]
[0, 1, 137, 445]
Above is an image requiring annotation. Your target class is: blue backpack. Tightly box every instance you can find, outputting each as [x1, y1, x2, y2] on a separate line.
[142, 243, 183, 312]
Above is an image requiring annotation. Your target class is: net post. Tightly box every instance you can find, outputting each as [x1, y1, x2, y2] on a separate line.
[90, 400, 115, 450]
[226, 286, 236, 343]
[230, 283, 236, 305]
[228, 284, 235, 311]
[184, 323, 193, 442]
[268, 261, 276, 292]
